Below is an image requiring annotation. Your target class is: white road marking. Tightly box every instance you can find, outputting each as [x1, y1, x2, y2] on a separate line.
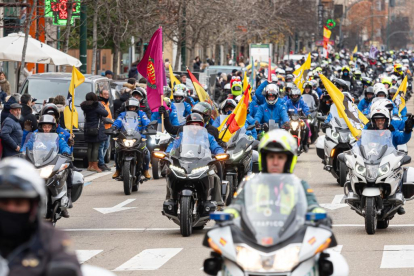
[84, 167, 115, 183]
[94, 199, 137, 214]
[76, 250, 103, 264]
[381, 245, 414, 268]
[321, 194, 348, 210]
[113, 248, 183, 271]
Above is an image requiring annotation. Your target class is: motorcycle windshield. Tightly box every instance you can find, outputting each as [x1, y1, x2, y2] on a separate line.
[235, 174, 307, 246]
[329, 105, 348, 130]
[121, 111, 140, 136]
[268, 119, 279, 130]
[172, 125, 211, 159]
[174, 102, 186, 125]
[30, 133, 59, 167]
[353, 130, 393, 162]
[302, 94, 316, 111]
[228, 127, 246, 147]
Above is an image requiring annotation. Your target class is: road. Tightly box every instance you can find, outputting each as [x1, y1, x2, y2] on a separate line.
[60, 102, 414, 276]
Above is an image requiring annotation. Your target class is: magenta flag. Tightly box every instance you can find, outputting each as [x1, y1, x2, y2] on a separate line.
[137, 27, 165, 112]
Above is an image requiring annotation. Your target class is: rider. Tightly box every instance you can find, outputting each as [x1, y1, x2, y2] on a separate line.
[381, 77, 392, 90]
[358, 86, 375, 115]
[323, 92, 354, 125]
[374, 84, 399, 116]
[286, 88, 311, 151]
[172, 86, 192, 117]
[254, 84, 289, 128]
[0, 158, 81, 276]
[393, 64, 404, 81]
[112, 99, 152, 179]
[192, 102, 214, 126]
[151, 97, 180, 126]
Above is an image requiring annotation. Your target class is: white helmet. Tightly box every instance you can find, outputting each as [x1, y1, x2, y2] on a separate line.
[264, 83, 279, 105]
[173, 88, 186, 103]
[374, 83, 388, 98]
[370, 107, 390, 128]
[271, 74, 278, 82]
[370, 98, 393, 114]
[391, 75, 398, 82]
[278, 69, 286, 76]
[224, 83, 231, 90]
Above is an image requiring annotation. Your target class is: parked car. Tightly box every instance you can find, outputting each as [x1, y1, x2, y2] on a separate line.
[19, 73, 114, 167]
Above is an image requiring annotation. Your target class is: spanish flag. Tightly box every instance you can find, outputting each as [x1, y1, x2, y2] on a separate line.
[218, 85, 250, 142]
[392, 76, 407, 115]
[187, 69, 219, 119]
[64, 66, 85, 134]
[168, 64, 180, 99]
[320, 74, 369, 139]
[293, 53, 311, 93]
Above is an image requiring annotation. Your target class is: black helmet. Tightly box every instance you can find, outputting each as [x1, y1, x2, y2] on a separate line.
[41, 103, 60, 121]
[220, 99, 237, 114]
[185, 113, 204, 127]
[192, 102, 212, 123]
[364, 86, 375, 103]
[361, 77, 373, 87]
[125, 98, 139, 111]
[38, 115, 57, 133]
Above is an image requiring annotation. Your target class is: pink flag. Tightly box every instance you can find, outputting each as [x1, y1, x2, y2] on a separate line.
[137, 27, 165, 112]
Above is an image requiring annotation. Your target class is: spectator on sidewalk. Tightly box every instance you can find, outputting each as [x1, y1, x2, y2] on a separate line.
[1, 94, 20, 125]
[98, 89, 113, 171]
[0, 71, 11, 96]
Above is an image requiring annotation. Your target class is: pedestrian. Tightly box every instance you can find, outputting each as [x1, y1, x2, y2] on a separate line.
[180, 74, 187, 85]
[114, 87, 131, 118]
[105, 70, 113, 79]
[1, 94, 20, 125]
[98, 89, 112, 171]
[0, 71, 11, 96]
[53, 95, 67, 129]
[137, 77, 147, 90]
[128, 61, 138, 79]
[1, 103, 23, 158]
[19, 94, 38, 136]
[80, 92, 109, 172]
[193, 56, 201, 72]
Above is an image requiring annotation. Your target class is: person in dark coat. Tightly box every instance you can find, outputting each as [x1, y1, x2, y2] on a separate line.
[80, 92, 108, 172]
[1, 103, 23, 158]
[19, 94, 38, 134]
[113, 88, 131, 118]
[1, 94, 20, 125]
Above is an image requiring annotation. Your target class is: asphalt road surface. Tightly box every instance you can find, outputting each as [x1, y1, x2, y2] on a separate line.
[60, 101, 414, 276]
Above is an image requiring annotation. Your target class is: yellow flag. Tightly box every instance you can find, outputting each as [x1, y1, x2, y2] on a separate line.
[293, 53, 311, 93]
[323, 28, 331, 39]
[320, 74, 369, 139]
[392, 76, 407, 115]
[169, 64, 181, 99]
[64, 66, 85, 133]
[351, 46, 358, 62]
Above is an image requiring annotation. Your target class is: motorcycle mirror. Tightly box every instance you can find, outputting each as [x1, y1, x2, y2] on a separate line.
[401, 155, 411, 166]
[246, 125, 255, 131]
[148, 120, 158, 126]
[153, 151, 167, 159]
[306, 212, 327, 221]
[215, 153, 230, 161]
[146, 129, 157, 135]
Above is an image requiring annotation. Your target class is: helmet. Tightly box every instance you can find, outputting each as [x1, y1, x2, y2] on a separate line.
[385, 66, 393, 74]
[220, 99, 237, 115]
[185, 113, 204, 127]
[388, 86, 398, 98]
[289, 88, 302, 103]
[285, 67, 293, 74]
[285, 82, 295, 94]
[390, 75, 398, 83]
[334, 79, 349, 91]
[365, 86, 375, 102]
[381, 77, 392, 87]
[38, 115, 57, 133]
[231, 81, 243, 96]
[271, 74, 278, 83]
[303, 81, 312, 92]
[174, 83, 187, 93]
[264, 84, 279, 105]
[370, 107, 390, 128]
[41, 103, 60, 121]
[342, 66, 350, 73]
[370, 98, 394, 114]
[394, 64, 403, 75]
[343, 92, 354, 103]
[132, 87, 147, 100]
[354, 70, 362, 78]
[374, 83, 388, 98]
[361, 77, 373, 87]
[258, 129, 298, 173]
[192, 102, 212, 123]
[173, 88, 186, 103]
[223, 83, 231, 93]
[387, 57, 393, 63]
[125, 98, 140, 110]
[285, 74, 293, 82]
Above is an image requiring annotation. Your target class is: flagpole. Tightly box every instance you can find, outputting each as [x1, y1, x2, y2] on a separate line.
[161, 95, 164, 132]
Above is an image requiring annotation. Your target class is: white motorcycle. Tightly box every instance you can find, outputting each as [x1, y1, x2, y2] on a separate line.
[203, 174, 349, 276]
[342, 129, 414, 234]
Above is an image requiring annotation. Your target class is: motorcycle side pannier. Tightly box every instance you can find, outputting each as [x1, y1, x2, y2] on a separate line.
[403, 167, 414, 199]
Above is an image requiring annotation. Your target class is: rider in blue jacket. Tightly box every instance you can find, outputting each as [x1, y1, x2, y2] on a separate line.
[254, 83, 289, 127]
[286, 88, 311, 151]
[358, 87, 375, 115]
[172, 86, 192, 117]
[151, 98, 180, 126]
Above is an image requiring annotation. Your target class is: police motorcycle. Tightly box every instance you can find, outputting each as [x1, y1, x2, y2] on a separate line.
[148, 123, 173, 179]
[316, 106, 356, 187]
[342, 129, 414, 235]
[105, 111, 157, 195]
[302, 94, 320, 144]
[203, 174, 349, 276]
[287, 111, 308, 156]
[153, 126, 230, 237]
[22, 132, 84, 226]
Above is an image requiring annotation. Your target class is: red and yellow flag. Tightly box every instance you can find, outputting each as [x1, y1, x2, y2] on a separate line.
[187, 69, 218, 119]
[218, 85, 250, 142]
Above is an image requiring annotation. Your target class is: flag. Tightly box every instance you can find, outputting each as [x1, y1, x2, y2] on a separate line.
[267, 56, 272, 82]
[351, 45, 358, 62]
[64, 66, 85, 133]
[168, 64, 180, 99]
[137, 27, 165, 112]
[187, 69, 219, 119]
[293, 53, 311, 93]
[392, 76, 407, 115]
[369, 45, 379, 60]
[218, 85, 250, 142]
[323, 27, 332, 40]
[320, 74, 369, 138]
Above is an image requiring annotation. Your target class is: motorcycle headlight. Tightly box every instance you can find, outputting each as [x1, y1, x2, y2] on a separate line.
[123, 139, 136, 147]
[379, 163, 390, 176]
[37, 165, 55, 179]
[235, 244, 301, 273]
[291, 121, 299, 131]
[190, 166, 209, 177]
[355, 163, 366, 176]
[331, 131, 339, 139]
[231, 150, 244, 160]
[170, 165, 186, 177]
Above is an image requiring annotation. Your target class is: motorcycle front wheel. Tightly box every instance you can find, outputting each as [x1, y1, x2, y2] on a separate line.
[180, 196, 193, 237]
[123, 161, 133, 195]
[365, 197, 377, 235]
[151, 157, 162, 179]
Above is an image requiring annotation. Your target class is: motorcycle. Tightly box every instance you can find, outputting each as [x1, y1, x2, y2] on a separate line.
[106, 111, 157, 195]
[153, 125, 230, 237]
[148, 124, 173, 179]
[342, 129, 414, 234]
[22, 132, 84, 226]
[316, 106, 356, 187]
[302, 94, 320, 144]
[287, 111, 307, 155]
[203, 174, 349, 276]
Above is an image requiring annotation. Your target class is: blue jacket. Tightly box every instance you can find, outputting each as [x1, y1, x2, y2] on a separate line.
[166, 132, 224, 154]
[212, 114, 257, 139]
[151, 103, 180, 126]
[358, 98, 372, 115]
[254, 80, 268, 106]
[249, 98, 260, 117]
[324, 113, 333, 124]
[1, 114, 22, 157]
[114, 110, 150, 134]
[391, 119, 405, 131]
[22, 126, 71, 152]
[316, 87, 323, 98]
[286, 98, 310, 116]
[173, 101, 192, 117]
[254, 101, 289, 125]
[21, 130, 71, 155]
[364, 123, 411, 148]
[400, 106, 407, 120]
